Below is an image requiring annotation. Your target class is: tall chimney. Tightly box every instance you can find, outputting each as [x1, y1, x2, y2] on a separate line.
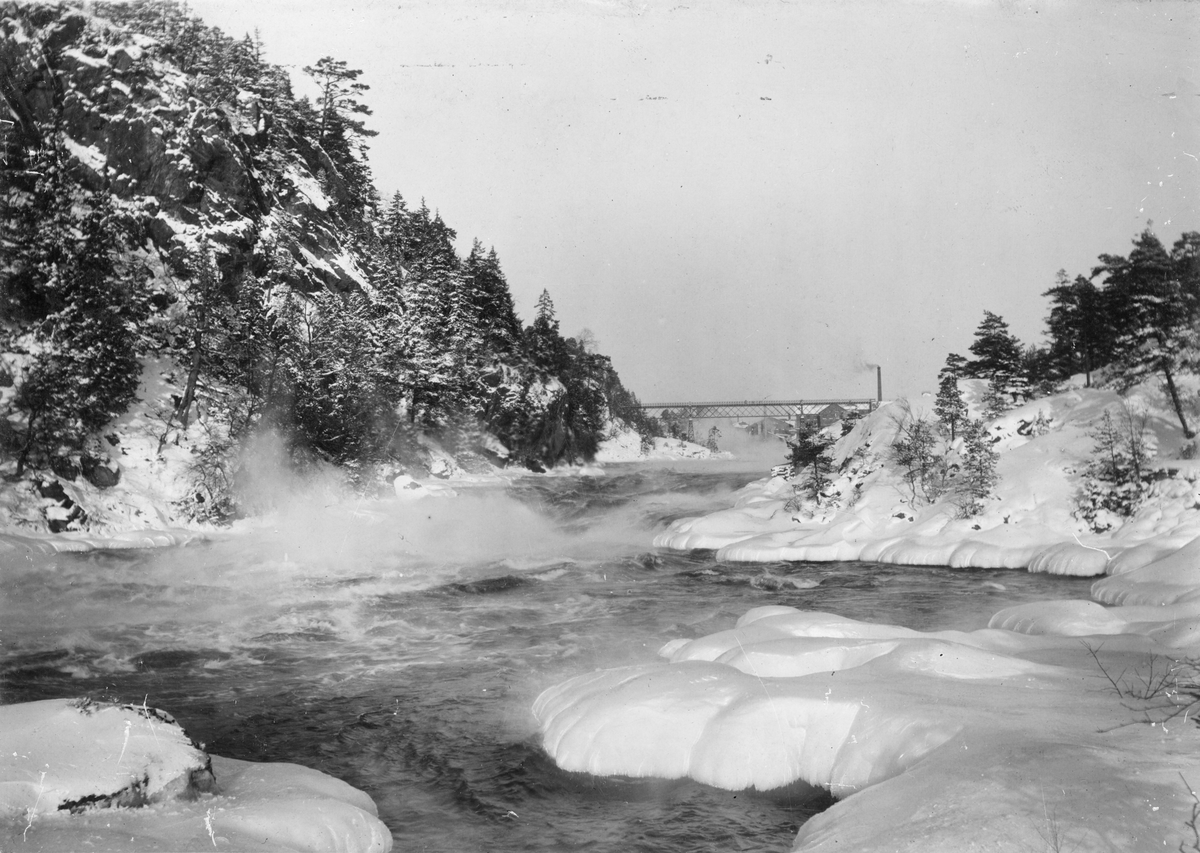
[876, 365, 882, 402]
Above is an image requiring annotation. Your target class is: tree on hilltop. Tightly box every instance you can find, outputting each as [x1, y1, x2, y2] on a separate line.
[302, 56, 377, 214]
[303, 56, 377, 148]
[464, 241, 523, 355]
[965, 311, 1023, 385]
[934, 376, 967, 443]
[1043, 270, 1113, 387]
[1093, 228, 1200, 438]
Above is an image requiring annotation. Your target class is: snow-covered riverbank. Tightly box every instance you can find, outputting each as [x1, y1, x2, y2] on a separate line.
[657, 381, 1200, 575]
[535, 380, 1200, 851]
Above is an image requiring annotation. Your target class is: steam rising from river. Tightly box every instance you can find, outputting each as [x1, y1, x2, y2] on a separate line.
[1, 459, 761, 679]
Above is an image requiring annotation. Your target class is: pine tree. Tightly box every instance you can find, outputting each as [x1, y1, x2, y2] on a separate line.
[302, 56, 378, 214]
[938, 352, 969, 382]
[965, 311, 1023, 390]
[1076, 407, 1154, 531]
[1094, 228, 1199, 438]
[934, 371, 967, 442]
[1042, 270, 1112, 387]
[786, 422, 835, 501]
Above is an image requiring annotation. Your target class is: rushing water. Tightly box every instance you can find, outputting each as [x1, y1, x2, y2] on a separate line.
[0, 464, 1096, 852]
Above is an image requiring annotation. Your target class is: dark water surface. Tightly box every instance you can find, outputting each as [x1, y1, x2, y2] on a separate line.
[0, 465, 1095, 852]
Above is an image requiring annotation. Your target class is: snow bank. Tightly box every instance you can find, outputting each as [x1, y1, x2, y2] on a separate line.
[541, 380, 1200, 851]
[534, 602, 1200, 852]
[653, 386, 1200, 577]
[0, 699, 391, 853]
[0, 528, 206, 555]
[595, 427, 721, 462]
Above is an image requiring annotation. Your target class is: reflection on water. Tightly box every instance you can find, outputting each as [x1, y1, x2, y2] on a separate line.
[0, 464, 1094, 852]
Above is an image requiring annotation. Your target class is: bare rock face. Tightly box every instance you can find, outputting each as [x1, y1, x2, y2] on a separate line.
[0, 698, 217, 819]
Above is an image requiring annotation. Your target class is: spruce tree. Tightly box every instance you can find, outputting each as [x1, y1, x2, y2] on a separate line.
[956, 419, 998, 518]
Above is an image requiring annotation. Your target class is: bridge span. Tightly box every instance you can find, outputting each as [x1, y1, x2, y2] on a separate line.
[636, 398, 878, 420]
[635, 398, 879, 441]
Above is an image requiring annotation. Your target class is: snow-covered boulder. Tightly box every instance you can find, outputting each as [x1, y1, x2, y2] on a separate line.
[0, 699, 214, 818]
[393, 474, 457, 499]
[0, 699, 391, 852]
[534, 602, 1200, 852]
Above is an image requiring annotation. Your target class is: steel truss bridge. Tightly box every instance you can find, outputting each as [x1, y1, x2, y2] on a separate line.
[636, 399, 879, 420]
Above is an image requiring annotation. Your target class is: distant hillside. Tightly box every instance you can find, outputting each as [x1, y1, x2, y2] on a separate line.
[0, 0, 655, 532]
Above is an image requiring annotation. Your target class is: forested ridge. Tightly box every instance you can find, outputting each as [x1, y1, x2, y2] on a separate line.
[0, 0, 655, 525]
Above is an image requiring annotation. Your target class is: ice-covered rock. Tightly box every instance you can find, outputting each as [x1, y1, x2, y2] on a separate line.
[0, 699, 214, 818]
[534, 602, 1200, 852]
[0, 699, 392, 852]
[392, 474, 457, 499]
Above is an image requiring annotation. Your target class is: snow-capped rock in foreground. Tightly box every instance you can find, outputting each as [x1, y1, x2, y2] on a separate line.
[536, 381, 1200, 851]
[1, 699, 390, 852]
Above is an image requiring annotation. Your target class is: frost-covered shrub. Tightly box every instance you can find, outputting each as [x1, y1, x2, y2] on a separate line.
[889, 409, 948, 506]
[981, 377, 1010, 420]
[705, 426, 721, 453]
[1075, 407, 1155, 532]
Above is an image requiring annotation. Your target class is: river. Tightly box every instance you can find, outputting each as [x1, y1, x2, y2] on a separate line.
[0, 463, 1096, 852]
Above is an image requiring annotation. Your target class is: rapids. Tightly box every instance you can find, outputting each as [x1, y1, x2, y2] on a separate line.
[0, 463, 1095, 852]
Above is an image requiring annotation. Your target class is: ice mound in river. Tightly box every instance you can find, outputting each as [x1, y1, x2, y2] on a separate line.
[1, 699, 391, 853]
[534, 600, 1200, 851]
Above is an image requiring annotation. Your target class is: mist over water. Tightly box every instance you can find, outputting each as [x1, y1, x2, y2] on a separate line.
[0, 461, 1095, 852]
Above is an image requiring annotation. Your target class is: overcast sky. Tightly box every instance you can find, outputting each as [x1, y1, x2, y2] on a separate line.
[185, 0, 1199, 403]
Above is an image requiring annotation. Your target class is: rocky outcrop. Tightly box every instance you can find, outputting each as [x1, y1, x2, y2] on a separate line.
[0, 2, 371, 294]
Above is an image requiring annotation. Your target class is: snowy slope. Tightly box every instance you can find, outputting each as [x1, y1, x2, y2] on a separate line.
[535, 378, 1200, 852]
[656, 380, 1200, 575]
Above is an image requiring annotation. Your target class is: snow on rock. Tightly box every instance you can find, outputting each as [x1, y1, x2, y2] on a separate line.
[534, 659, 952, 794]
[1090, 533, 1200, 620]
[0, 699, 213, 818]
[593, 426, 645, 462]
[595, 428, 720, 462]
[534, 602, 1200, 852]
[0, 699, 391, 853]
[0, 527, 205, 555]
[392, 474, 457, 499]
[534, 605, 1066, 796]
